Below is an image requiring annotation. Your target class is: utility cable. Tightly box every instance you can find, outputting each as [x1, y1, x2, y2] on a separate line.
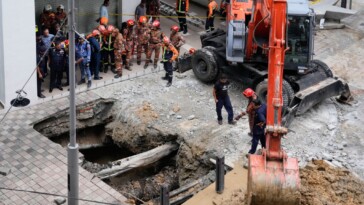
[0, 187, 121, 205]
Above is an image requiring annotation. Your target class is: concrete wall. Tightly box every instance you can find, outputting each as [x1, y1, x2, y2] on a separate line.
[121, 0, 141, 22]
[0, 0, 37, 109]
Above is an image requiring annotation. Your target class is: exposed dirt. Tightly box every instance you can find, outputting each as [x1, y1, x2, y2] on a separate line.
[300, 160, 364, 205]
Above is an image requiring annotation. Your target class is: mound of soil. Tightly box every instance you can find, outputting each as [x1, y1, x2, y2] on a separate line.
[300, 160, 364, 205]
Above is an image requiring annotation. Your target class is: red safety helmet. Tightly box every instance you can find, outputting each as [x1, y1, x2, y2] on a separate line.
[107, 25, 115, 33]
[152, 20, 160, 28]
[163, 36, 170, 44]
[171, 25, 179, 32]
[189, 48, 196, 54]
[92, 30, 101, 36]
[127, 19, 135, 27]
[139, 16, 147, 24]
[243, 88, 255, 98]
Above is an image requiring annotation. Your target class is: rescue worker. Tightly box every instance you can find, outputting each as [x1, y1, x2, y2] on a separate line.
[206, 0, 218, 32]
[40, 28, 55, 77]
[122, 19, 135, 71]
[61, 40, 70, 87]
[213, 74, 236, 125]
[55, 4, 67, 28]
[97, 25, 106, 73]
[87, 30, 103, 80]
[113, 28, 124, 79]
[101, 25, 116, 73]
[248, 98, 267, 155]
[40, 4, 56, 32]
[99, 0, 110, 25]
[145, 20, 165, 69]
[161, 37, 178, 87]
[170, 25, 185, 70]
[135, 16, 150, 66]
[175, 0, 189, 34]
[76, 34, 92, 88]
[235, 88, 258, 136]
[135, 0, 147, 22]
[48, 40, 67, 93]
[36, 35, 47, 98]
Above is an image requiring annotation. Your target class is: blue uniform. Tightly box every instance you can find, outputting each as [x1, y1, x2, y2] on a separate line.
[76, 41, 91, 81]
[249, 104, 267, 154]
[88, 36, 101, 79]
[214, 81, 234, 122]
[49, 48, 66, 89]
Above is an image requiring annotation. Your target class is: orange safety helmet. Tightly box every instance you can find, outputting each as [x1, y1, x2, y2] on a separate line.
[139, 16, 148, 24]
[127, 19, 135, 27]
[100, 17, 108, 25]
[189, 48, 196, 54]
[107, 25, 115, 33]
[152, 20, 160, 28]
[243, 88, 255, 98]
[92, 29, 101, 36]
[163, 36, 170, 44]
[171, 25, 179, 32]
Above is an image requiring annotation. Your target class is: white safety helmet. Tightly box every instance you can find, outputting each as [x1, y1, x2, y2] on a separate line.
[44, 4, 52, 12]
[58, 4, 65, 10]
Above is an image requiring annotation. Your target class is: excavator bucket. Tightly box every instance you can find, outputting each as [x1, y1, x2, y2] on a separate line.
[247, 154, 301, 205]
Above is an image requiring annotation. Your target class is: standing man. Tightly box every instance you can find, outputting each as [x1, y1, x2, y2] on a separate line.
[76, 34, 92, 88]
[40, 4, 56, 31]
[40, 28, 54, 77]
[99, 0, 110, 25]
[206, 0, 218, 32]
[101, 25, 116, 73]
[175, 0, 189, 34]
[170, 25, 185, 70]
[135, 16, 150, 66]
[213, 74, 236, 125]
[55, 4, 67, 29]
[135, 0, 147, 22]
[36, 35, 47, 98]
[148, 0, 161, 21]
[48, 41, 67, 93]
[122, 19, 135, 71]
[161, 37, 178, 87]
[248, 99, 267, 155]
[145, 20, 165, 69]
[88, 30, 103, 80]
[113, 29, 124, 79]
[235, 88, 258, 136]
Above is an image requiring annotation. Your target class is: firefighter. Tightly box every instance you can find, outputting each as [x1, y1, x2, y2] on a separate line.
[55, 4, 67, 28]
[206, 0, 218, 32]
[48, 40, 67, 93]
[170, 25, 185, 70]
[40, 4, 56, 32]
[87, 30, 103, 80]
[113, 29, 124, 79]
[76, 34, 92, 88]
[135, 16, 150, 66]
[235, 88, 258, 136]
[122, 19, 135, 71]
[161, 37, 178, 87]
[176, 0, 189, 34]
[145, 20, 165, 69]
[101, 25, 116, 73]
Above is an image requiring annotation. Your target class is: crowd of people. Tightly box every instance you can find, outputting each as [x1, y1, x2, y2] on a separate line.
[35, 0, 187, 98]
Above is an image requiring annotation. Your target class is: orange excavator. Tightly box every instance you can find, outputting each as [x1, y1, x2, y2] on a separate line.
[176, 0, 352, 204]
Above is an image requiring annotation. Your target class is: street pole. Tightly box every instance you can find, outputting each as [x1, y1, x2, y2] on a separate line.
[67, 0, 79, 204]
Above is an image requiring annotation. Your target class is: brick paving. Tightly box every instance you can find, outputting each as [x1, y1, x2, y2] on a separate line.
[0, 92, 127, 205]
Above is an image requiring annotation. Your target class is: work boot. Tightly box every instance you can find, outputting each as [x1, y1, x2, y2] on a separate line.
[78, 79, 86, 85]
[87, 80, 92, 89]
[228, 120, 237, 125]
[166, 82, 172, 87]
[218, 120, 223, 125]
[137, 61, 141, 65]
[153, 64, 158, 69]
[125, 66, 132, 71]
[144, 63, 149, 69]
[161, 73, 168, 80]
[103, 66, 108, 73]
[111, 67, 117, 74]
[114, 74, 122, 79]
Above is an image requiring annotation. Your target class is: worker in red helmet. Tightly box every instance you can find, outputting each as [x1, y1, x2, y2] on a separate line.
[161, 37, 178, 87]
[135, 16, 151, 66]
[170, 25, 185, 71]
[235, 88, 258, 136]
[122, 19, 135, 71]
[101, 25, 116, 73]
[189, 48, 196, 54]
[145, 20, 166, 69]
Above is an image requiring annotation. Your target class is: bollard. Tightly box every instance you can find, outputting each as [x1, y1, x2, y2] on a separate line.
[215, 156, 225, 194]
[341, 0, 347, 8]
[160, 184, 169, 205]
